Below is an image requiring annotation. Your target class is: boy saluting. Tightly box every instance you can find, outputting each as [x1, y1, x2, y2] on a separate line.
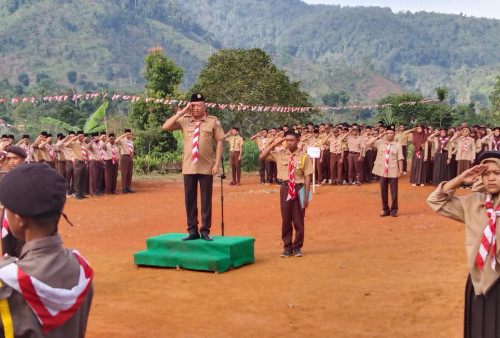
[0, 164, 93, 337]
[260, 129, 312, 258]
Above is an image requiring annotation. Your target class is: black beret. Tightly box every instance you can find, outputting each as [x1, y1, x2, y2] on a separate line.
[84, 133, 89, 137]
[1, 135, 7, 138]
[124, 129, 131, 133]
[56, 133, 63, 138]
[22, 134, 30, 139]
[8, 135, 14, 139]
[108, 133, 115, 137]
[100, 131, 107, 135]
[232, 127, 239, 132]
[76, 131, 84, 135]
[190, 93, 205, 102]
[68, 131, 76, 135]
[5, 146, 27, 159]
[387, 124, 396, 131]
[90, 132, 98, 137]
[477, 151, 500, 164]
[46, 134, 52, 138]
[0, 163, 66, 218]
[41, 131, 48, 136]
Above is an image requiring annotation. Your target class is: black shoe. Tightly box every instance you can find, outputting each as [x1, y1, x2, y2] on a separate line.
[293, 248, 303, 257]
[380, 211, 390, 217]
[200, 233, 213, 241]
[126, 188, 136, 193]
[391, 211, 398, 217]
[229, 181, 236, 186]
[182, 234, 200, 241]
[90, 193, 100, 197]
[122, 189, 129, 194]
[281, 249, 293, 257]
[75, 195, 87, 200]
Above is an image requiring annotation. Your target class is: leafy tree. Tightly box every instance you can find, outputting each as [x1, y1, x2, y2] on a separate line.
[191, 48, 311, 135]
[17, 73, 29, 87]
[489, 76, 500, 124]
[67, 71, 77, 84]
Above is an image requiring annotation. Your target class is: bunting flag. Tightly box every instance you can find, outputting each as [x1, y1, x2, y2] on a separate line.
[0, 92, 441, 113]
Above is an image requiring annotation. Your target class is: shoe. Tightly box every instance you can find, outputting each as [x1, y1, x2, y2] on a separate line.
[347, 182, 353, 185]
[280, 249, 293, 258]
[200, 233, 213, 241]
[75, 195, 87, 200]
[265, 182, 270, 185]
[236, 182, 241, 186]
[420, 184, 425, 187]
[391, 211, 398, 217]
[229, 181, 236, 186]
[259, 182, 265, 185]
[127, 188, 136, 193]
[293, 248, 303, 257]
[355, 182, 361, 186]
[403, 171, 407, 175]
[411, 184, 417, 187]
[329, 182, 336, 186]
[322, 179, 327, 184]
[122, 189, 129, 194]
[182, 234, 200, 241]
[380, 211, 390, 217]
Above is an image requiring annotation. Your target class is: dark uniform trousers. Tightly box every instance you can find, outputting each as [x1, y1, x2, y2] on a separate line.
[380, 177, 398, 213]
[321, 148, 330, 181]
[229, 151, 241, 183]
[65, 161, 75, 194]
[348, 152, 363, 183]
[57, 160, 66, 179]
[402, 145, 408, 172]
[363, 149, 376, 182]
[104, 160, 119, 193]
[258, 158, 267, 183]
[280, 183, 305, 250]
[184, 174, 213, 235]
[89, 160, 104, 195]
[266, 161, 276, 183]
[73, 160, 88, 197]
[120, 154, 133, 190]
[329, 153, 343, 184]
[0, 211, 24, 257]
[342, 150, 349, 182]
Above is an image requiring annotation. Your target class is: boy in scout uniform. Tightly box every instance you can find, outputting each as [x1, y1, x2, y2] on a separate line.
[324, 127, 344, 185]
[87, 132, 105, 196]
[102, 133, 119, 194]
[250, 129, 270, 184]
[0, 163, 93, 337]
[163, 93, 225, 241]
[225, 127, 243, 185]
[366, 125, 404, 217]
[259, 129, 313, 257]
[115, 129, 135, 193]
[65, 131, 88, 200]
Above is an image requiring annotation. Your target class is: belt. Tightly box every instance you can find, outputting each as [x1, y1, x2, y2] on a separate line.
[279, 181, 304, 186]
[349, 152, 360, 154]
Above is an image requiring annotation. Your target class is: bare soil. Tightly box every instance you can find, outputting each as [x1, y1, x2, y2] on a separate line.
[56, 173, 469, 337]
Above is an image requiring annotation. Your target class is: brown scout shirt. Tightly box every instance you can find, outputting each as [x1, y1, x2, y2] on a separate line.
[87, 141, 103, 161]
[371, 140, 403, 178]
[266, 148, 313, 184]
[253, 136, 271, 152]
[449, 136, 476, 161]
[427, 183, 500, 295]
[346, 135, 365, 156]
[103, 143, 119, 161]
[328, 135, 344, 154]
[227, 135, 243, 152]
[68, 140, 85, 161]
[395, 130, 411, 146]
[116, 138, 134, 156]
[171, 115, 225, 175]
[54, 140, 67, 161]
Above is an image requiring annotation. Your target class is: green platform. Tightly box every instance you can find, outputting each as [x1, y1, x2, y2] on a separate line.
[134, 233, 255, 273]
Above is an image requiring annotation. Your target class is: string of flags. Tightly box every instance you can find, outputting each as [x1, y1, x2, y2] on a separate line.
[0, 92, 440, 112]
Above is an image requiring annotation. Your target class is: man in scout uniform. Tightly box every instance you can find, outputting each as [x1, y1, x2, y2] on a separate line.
[60, 131, 76, 196]
[65, 131, 88, 200]
[259, 129, 313, 257]
[250, 129, 270, 184]
[102, 133, 119, 194]
[87, 132, 105, 196]
[115, 129, 135, 193]
[0, 163, 93, 337]
[163, 93, 225, 241]
[15, 134, 31, 162]
[324, 127, 344, 185]
[54, 133, 67, 179]
[366, 125, 404, 217]
[225, 127, 243, 185]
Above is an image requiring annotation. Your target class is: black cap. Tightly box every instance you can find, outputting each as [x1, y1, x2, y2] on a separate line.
[46, 133, 52, 138]
[22, 134, 30, 139]
[284, 129, 300, 138]
[91, 132, 98, 137]
[41, 131, 48, 136]
[387, 124, 396, 131]
[84, 133, 89, 137]
[1, 134, 7, 138]
[124, 129, 131, 133]
[190, 93, 205, 102]
[100, 131, 106, 135]
[477, 151, 500, 164]
[0, 163, 66, 218]
[68, 131, 76, 135]
[108, 133, 116, 137]
[8, 135, 14, 139]
[5, 145, 27, 159]
[76, 131, 84, 135]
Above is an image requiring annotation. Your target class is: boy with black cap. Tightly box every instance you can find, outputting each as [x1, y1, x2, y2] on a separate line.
[260, 129, 313, 257]
[65, 131, 88, 199]
[102, 133, 119, 194]
[163, 93, 225, 241]
[224, 127, 243, 185]
[427, 151, 500, 337]
[0, 163, 93, 336]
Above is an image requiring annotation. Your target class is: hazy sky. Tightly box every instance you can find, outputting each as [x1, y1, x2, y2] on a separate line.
[303, 0, 500, 19]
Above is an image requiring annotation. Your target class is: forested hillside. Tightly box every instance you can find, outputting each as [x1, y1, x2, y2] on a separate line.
[0, 0, 499, 106]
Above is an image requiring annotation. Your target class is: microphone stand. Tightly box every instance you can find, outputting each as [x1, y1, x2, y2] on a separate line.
[219, 156, 227, 236]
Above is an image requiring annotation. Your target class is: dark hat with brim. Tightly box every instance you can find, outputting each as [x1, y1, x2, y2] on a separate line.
[8, 135, 14, 139]
[477, 151, 500, 164]
[190, 93, 205, 102]
[22, 135, 30, 139]
[124, 129, 131, 133]
[5, 145, 27, 159]
[0, 163, 66, 218]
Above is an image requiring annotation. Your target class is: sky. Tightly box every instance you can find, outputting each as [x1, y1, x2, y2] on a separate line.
[303, 0, 500, 20]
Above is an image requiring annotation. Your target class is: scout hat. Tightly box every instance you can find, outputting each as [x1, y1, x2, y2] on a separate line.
[477, 151, 500, 166]
[0, 163, 66, 218]
[5, 145, 27, 159]
[190, 93, 205, 102]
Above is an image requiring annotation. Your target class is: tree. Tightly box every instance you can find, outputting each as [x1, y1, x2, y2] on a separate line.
[17, 73, 29, 87]
[489, 76, 500, 125]
[191, 48, 311, 135]
[67, 71, 77, 84]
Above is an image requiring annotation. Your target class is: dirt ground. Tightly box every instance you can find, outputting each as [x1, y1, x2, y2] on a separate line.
[57, 172, 470, 337]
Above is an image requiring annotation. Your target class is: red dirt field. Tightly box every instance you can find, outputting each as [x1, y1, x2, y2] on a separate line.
[55, 173, 469, 337]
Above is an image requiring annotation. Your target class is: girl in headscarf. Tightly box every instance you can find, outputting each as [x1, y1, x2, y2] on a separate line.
[449, 127, 476, 189]
[428, 127, 451, 185]
[409, 124, 428, 186]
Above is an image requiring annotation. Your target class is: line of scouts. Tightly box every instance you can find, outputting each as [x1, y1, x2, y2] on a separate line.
[0, 129, 136, 200]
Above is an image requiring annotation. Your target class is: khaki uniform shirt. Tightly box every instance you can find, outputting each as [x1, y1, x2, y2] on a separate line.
[346, 135, 365, 156]
[54, 140, 67, 161]
[171, 115, 225, 175]
[427, 183, 500, 295]
[68, 140, 85, 161]
[266, 148, 313, 184]
[103, 143, 119, 161]
[328, 135, 344, 154]
[253, 136, 270, 152]
[395, 130, 410, 146]
[87, 141, 103, 161]
[449, 136, 476, 161]
[227, 135, 243, 152]
[116, 138, 134, 156]
[371, 140, 403, 178]
[431, 136, 452, 154]
[0, 235, 93, 336]
[39, 143, 55, 162]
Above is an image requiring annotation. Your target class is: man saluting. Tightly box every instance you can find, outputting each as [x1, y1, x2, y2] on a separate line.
[163, 93, 225, 241]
